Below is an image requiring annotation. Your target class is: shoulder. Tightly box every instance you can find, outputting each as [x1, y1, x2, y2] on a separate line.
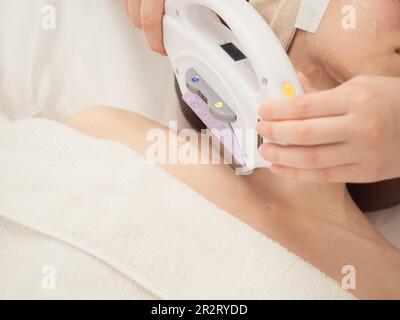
[65, 106, 168, 151]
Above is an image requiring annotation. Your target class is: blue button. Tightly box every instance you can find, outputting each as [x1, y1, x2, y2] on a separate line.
[191, 76, 200, 83]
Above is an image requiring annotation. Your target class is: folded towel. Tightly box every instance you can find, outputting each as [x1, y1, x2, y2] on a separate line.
[0, 119, 354, 299]
[0, 216, 156, 300]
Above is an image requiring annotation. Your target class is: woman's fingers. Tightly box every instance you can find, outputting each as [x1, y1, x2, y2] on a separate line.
[140, 0, 166, 54]
[122, 0, 129, 15]
[257, 115, 350, 146]
[123, 0, 166, 55]
[259, 88, 348, 121]
[270, 163, 364, 183]
[259, 142, 355, 170]
[129, 0, 142, 28]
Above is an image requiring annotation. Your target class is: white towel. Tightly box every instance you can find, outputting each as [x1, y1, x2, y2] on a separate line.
[0, 119, 354, 299]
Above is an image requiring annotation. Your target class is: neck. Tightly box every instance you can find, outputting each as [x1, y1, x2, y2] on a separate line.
[248, 169, 360, 228]
[289, 30, 341, 90]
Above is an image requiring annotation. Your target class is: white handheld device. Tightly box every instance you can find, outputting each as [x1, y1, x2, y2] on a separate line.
[163, 0, 303, 174]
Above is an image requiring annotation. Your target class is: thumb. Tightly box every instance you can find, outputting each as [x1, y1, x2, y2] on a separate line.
[297, 71, 317, 93]
[122, 0, 129, 15]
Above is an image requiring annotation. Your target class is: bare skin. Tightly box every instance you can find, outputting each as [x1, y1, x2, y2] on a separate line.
[66, 107, 400, 299]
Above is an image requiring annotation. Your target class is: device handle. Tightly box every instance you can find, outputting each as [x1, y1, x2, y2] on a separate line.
[166, 0, 299, 97]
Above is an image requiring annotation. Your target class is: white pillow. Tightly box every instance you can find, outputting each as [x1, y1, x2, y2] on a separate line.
[0, 0, 186, 126]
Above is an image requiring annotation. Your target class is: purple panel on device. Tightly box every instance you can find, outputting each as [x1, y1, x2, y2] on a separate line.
[183, 91, 245, 166]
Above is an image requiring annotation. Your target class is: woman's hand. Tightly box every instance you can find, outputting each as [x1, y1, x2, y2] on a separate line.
[257, 75, 400, 183]
[122, 0, 166, 55]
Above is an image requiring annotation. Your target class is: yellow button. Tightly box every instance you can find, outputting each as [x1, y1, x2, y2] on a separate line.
[283, 82, 297, 97]
[214, 101, 224, 108]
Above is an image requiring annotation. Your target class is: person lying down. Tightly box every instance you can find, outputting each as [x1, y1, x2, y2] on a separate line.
[67, 0, 400, 299]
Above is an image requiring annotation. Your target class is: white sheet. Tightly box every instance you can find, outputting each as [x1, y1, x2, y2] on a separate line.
[0, 0, 188, 127]
[0, 119, 354, 299]
[0, 0, 398, 248]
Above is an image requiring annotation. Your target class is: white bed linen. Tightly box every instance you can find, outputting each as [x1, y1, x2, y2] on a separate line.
[0, 0, 398, 248]
[0, 0, 187, 126]
[0, 119, 354, 299]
